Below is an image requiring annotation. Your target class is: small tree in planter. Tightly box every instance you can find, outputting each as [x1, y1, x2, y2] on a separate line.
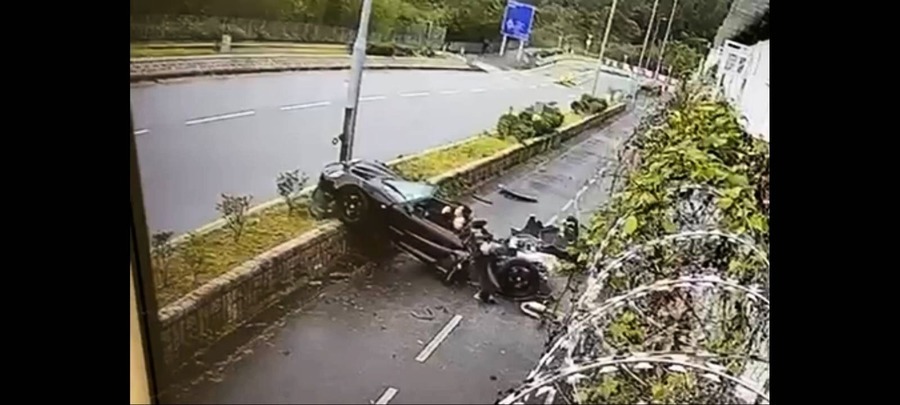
[276, 169, 309, 216]
[150, 231, 175, 288]
[180, 232, 208, 286]
[216, 194, 253, 242]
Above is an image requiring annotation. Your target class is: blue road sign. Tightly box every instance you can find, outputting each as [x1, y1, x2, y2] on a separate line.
[500, 1, 536, 41]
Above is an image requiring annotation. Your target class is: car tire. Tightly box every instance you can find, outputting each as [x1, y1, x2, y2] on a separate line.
[336, 186, 370, 225]
[495, 257, 542, 300]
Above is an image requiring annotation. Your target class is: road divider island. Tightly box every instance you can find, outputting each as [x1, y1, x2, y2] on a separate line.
[148, 94, 626, 379]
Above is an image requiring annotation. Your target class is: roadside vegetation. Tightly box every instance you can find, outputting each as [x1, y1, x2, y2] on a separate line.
[538, 80, 769, 403]
[149, 100, 614, 306]
[133, 0, 724, 78]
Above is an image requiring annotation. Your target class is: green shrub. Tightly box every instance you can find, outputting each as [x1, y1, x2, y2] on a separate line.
[571, 94, 608, 115]
[497, 102, 565, 142]
[417, 46, 436, 57]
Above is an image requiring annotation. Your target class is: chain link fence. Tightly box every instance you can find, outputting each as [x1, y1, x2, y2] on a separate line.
[131, 15, 446, 47]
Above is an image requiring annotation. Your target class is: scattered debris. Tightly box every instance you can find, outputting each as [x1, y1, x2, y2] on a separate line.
[280, 349, 291, 356]
[330, 272, 352, 280]
[498, 184, 539, 203]
[309, 280, 323, 286]
[472, 194, 494, 205]
[410, 307, 435, 321]
[417, 339, 425, 345]
[490, 375, 498, 381]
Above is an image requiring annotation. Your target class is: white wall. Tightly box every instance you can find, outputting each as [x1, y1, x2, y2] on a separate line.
[706, 40, 769, 141]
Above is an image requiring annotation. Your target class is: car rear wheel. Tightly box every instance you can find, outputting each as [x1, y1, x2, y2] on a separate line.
[496, 257, 541, 300]
[337, 186, 369, 224]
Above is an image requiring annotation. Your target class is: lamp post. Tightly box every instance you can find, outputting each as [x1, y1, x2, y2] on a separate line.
[338, 0, 374, 162]
[591, 0, 619, 96]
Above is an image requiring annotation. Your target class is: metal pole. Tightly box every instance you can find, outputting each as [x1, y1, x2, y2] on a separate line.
[637, 0, 660, 70]
[339, 0, 374, 162]
[591, 0, 619, 96]
[516, 39, 525, 61]
[654, 0, 678, 81]
[500, 35, 509, 56]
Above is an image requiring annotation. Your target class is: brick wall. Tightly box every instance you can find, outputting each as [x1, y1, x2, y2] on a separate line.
[155, 103, 626, 374]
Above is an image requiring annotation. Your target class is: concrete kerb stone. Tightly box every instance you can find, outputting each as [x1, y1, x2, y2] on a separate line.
[155, 104, 626, 370]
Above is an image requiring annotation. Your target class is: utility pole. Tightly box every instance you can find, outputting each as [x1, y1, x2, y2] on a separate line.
[591, 0, 619, 96]
[339, 0, 374, 163]
[654, 0, 678, 81]
[637, 0, 660, 70]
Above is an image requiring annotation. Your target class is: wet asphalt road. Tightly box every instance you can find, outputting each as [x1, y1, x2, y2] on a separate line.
[169, 96, 652, 405]
[131, 63, 636, 235]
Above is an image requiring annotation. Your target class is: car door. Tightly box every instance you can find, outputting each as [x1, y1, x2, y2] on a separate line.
[385, 199, 464, 267]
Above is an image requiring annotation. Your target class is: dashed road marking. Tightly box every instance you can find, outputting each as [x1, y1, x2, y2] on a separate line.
[547, 214, 558, 225]
[439, 89, 462, 95]
[400, 91, 430, 98]
[576, 185, 589, 199]
[134, 129, 150, 136]
[529, 85, 539, 89]
[415, 314, 462, 363]
[470, 88, 487, 93]
[561, 199, 574, 212]
[375, 387, 398, 404]
[280, 101, 331, 111]
[360, 95, 387, 102]
[185, 110, 255, 126]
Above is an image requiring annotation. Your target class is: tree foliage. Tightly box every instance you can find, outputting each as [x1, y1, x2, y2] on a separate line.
[133, 0, 731, 55]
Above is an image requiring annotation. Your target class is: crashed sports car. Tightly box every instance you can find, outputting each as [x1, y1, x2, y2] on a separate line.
[309, 159, 579, 299]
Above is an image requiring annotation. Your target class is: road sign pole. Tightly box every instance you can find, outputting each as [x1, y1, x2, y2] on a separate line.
[500, 35, 509, 56]
[516, 39, 525, 61]
[339, 0, 374, 163]
[591, 0, 619, 96]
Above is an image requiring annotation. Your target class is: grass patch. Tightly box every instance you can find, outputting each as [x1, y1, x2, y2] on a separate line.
[562, 110, 583, 127]
[155, 203, 317, 307]
[392, 135, 516, 180]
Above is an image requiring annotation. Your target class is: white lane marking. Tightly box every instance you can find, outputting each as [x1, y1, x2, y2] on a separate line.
[360, 95, 387, 102]
[439, 89, 462, 95]
[539, 83, 551, 88]
[561, 199, 574, 212]
[470, 88, 487, 93]
[415, 314, 462, 363]
[400, 91, 430, 98]
[185, 110, 255, 126]
[280, 101, 331, 111]
[547, 214, 559, 226]
[566, 94, 578, 99]
[375, 387, 399, 404]
[529, 85, 539, 89]
[576, 185, 589, 199]
[588, 178, 597, 185]
[134, 129, 150, 136]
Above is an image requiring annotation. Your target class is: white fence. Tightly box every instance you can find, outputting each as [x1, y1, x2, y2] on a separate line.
[704, 39, 769, 141]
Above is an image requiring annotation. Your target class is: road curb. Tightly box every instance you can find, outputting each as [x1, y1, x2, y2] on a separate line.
[130, 60, 485, 82]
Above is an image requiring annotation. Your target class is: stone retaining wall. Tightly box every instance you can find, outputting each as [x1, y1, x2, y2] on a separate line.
[131, 55, 478, 82]
[156, 103, 626, 374]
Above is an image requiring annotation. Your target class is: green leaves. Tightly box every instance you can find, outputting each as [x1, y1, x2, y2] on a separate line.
[622, 215, 639, 236]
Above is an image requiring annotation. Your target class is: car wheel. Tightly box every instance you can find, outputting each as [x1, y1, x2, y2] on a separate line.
[337, 186, 369, 224]
[496, 257, 541, 300]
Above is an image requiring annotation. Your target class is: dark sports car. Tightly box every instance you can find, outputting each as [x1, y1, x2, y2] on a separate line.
[309, 159, 472, 280]
[309, 159, 580, 298]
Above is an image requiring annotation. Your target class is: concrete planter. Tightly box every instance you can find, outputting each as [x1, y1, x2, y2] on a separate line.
[156, 103, 627, 374]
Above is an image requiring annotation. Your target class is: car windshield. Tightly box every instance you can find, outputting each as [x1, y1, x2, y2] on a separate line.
[382, 179, 437, 203]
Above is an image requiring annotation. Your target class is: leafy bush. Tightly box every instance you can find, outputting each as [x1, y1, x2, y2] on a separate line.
[180, 232, 208, 286]
[361, 42, 424, 57]
[150, 231, 175, 287]
[496, 102, 565, 142]
[216, 194, 253, 242]
[276, 169, 310, 216]
[570, 94, 608, 115]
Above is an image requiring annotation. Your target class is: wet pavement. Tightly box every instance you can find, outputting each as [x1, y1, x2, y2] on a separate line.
[167, 98, 654, 405]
